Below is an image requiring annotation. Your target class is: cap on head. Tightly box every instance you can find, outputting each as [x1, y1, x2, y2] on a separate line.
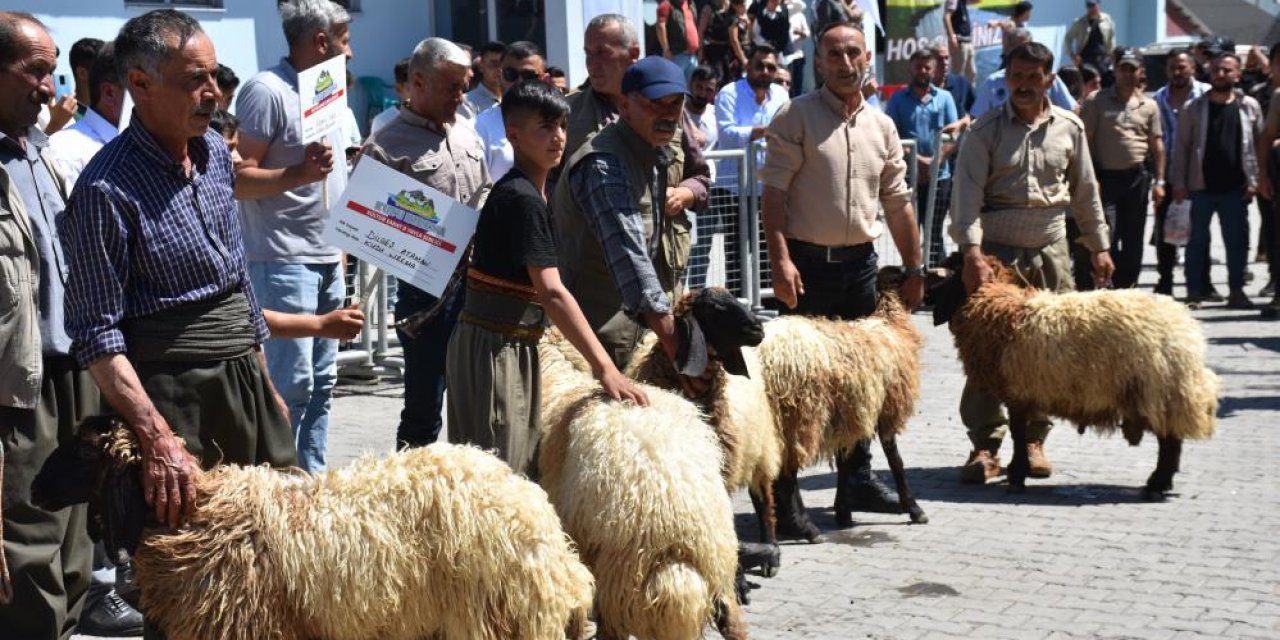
[1116, 49, 1141, 68]
[621, 56, 688, 100]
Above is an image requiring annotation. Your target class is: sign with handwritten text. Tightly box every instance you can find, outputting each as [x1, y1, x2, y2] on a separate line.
[297, 54, 348, 144]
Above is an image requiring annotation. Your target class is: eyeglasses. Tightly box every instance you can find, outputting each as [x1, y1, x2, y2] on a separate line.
[753, 62, 779, 72]
[502, 67, 541, 83]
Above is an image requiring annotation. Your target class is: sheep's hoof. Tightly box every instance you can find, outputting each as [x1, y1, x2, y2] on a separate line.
[908, 506, 929, 524]
[738, 542, 781, 578]
[1143, 476, 1174, 501]
[1006, 481, 1027, 494]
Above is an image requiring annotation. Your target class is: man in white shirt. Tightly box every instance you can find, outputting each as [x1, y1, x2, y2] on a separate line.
[369, 57, 410, 134]
[473, 41, 547, 182]
[715, 43, 789, 185]
[49, 44, 124, 187]
[458, 40, 505, 120]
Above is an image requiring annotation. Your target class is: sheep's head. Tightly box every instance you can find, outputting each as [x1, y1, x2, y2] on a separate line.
[673, 288, 765, 378]
[32, 415, 148, 559]
[927, 253, 1018, 325]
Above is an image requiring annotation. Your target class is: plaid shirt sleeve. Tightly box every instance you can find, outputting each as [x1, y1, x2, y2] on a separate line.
[570, 153, 673, 317]
[59, 181, 131, 366]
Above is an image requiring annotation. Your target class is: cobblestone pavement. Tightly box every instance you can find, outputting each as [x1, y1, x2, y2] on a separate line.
[76, 253, 1279, 640]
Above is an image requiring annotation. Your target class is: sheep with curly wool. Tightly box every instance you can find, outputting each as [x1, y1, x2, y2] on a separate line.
[930, 254, 1220, 496]
[622, 290, 782, 554]
[755, 288, 930, 526]
[538, 333, 746, 640]
[31, 416, 594, 640]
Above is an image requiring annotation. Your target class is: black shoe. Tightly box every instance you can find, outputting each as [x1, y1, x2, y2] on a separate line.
[771, 474, 822, 543]
[1153, 280, 1173, 296]
[77, 585, 144, 637]
[1204, 287, 1225, 303]
[1226, 290, 1256, 310]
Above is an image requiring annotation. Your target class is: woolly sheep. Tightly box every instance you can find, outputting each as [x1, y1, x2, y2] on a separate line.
[930, 255, 1220, 497]
[537, 334, 747, 640]
[32, 416, 594, 640]
[755, 289, 930, 526]
[622, 290, 784, 555]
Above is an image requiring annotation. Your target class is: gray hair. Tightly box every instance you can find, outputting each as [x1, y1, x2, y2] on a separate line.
[586, 13, 638, 49]
[410, 37, 470, 77]
[114, 9, 203, 80]
[279, 0, 350, 48]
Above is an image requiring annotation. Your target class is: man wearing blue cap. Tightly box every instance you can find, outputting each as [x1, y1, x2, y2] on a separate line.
[553, 56, 694, 371]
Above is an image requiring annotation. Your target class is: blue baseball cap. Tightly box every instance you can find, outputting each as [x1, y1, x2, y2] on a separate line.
[621, 56, 689, 100]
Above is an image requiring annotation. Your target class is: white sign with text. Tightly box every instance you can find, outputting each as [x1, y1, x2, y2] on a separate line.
[297, 54, 348, 144]
[324, 158, 479, 297]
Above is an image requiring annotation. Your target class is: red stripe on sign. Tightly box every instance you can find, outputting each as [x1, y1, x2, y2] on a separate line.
[346, 200, 458, 252]
[303, 88, 346, 117]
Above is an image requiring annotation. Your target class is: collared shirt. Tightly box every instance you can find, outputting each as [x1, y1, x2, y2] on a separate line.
[458, 83, 500, 122]
[971, 69, 1078, 118]
[715, 77, 790, 189]
[370, 104, 400, 134]
[473, 103, 514, 182]
[568, 151, 672, 317]
[361, 107, 491, 212]
[0, 127, 72, 355]
[59, 120, 269, 367]
[1156, 80, 1210, 160]
[49, 107, 120, 188]
[683, 104, 718, 181]
[1080, 86, 1162, 171]
[942, 73, 975, 116]
[884, 84, 959, 180]
[235, 57, 349, 264]
[760, 86, 913, 247]
[950, 101, 1110, 253]
[562, 87, 711, 210]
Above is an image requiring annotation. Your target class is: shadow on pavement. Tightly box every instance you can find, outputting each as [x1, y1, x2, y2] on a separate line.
[1210, 335, 1280, 352]
[1218, 395, 1280, 416]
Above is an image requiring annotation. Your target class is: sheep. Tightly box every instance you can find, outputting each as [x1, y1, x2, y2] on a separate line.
[755, 285, 930, 527]
[537, 333, 747, 640]
[31, 415, 594, 640]
[621, 290, 783, 560]
[929, 254, 1220, 497]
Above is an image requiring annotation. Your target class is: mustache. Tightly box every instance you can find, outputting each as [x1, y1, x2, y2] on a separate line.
[654, 119, 678, 133]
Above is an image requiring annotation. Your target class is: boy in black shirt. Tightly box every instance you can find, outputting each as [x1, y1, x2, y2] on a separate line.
[446, 81, 648, 475]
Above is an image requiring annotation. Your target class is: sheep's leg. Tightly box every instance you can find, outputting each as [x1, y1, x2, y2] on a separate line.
[1144, 435, 1183, 500]
[879, 434, 929, 524]
[714, 595, 750, 640]
[748, 485, 778, 546]
[1006, 406, 1031, 493]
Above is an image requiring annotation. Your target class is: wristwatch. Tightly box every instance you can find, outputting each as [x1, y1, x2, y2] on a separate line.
[904, 265, 926, 278]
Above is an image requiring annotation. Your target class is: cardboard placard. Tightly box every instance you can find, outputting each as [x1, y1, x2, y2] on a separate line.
[324, 158, 479, 297]
[297, 54, 348, 144]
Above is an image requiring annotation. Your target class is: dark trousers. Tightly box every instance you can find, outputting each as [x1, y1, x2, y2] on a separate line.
[1187, 190, 1250, 295]
[1065, 218, 1098, 292]
[1098, 167, 1151, 288]
[394, 280, 464, 449]
[0, 355, 95, 640]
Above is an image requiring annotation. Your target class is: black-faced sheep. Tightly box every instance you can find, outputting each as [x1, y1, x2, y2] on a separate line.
[537, 334, 747, 640]
[755, 288, 930, 527]
[32, 416, 594, 640]
[930, 255, 1220, 497]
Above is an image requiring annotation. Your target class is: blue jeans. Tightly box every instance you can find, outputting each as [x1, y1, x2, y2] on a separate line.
[249, 262, 343, 472]
[394, 280, 463, 449]
[1185, 190, 1249, 296]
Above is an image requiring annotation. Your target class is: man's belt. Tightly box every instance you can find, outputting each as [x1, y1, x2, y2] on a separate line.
[786, 238, 874, 263]
[458, 311, 545, 342]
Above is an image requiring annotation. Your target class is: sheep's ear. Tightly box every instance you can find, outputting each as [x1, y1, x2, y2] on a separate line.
[96, 463, 148, 558]
[675, 314, 710, 378]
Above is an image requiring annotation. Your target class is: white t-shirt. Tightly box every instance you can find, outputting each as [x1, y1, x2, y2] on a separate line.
[473, 104, 513, 182]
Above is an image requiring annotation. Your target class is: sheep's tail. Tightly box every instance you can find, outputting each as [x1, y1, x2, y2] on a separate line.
[640, 561, 714, 640]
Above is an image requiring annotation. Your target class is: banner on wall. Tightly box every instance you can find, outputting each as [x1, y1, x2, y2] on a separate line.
[882, 0, 1019, 86]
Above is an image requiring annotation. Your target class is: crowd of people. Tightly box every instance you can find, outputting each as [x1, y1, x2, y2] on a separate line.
[2, 0, 1277, 638]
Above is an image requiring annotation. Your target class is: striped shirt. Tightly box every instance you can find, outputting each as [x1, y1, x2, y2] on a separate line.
[58, 117, 268, 367]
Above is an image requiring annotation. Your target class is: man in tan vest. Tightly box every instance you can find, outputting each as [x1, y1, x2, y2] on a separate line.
[552, 57, 692, 370]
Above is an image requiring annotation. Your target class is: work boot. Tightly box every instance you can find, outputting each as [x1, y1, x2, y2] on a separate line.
[76, 583, 144, 637]
[771, 473, 821, 543]
[959, 449, 1000, 484]
[833, 440, 900, 528]
[1027, 440, 1053, 478]
[1226, 289, 1256, 310]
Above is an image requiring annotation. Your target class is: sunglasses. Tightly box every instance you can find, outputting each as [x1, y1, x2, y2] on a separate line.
[502, 67, 541, 83]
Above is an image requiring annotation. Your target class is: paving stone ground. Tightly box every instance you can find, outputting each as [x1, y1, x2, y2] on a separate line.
[76, 243, 1279, 640]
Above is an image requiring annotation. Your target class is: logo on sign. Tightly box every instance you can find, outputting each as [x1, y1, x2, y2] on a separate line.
[373, 190, 443, 233]
[314, 70, 337, 104]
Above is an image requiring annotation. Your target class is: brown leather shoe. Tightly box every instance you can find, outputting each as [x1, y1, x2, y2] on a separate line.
[959, 449, 1000, 484]
[1027, 440, 1053, 478]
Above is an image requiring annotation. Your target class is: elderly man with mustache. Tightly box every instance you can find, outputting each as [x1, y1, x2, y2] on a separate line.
[57, 9, 296, 594]
[949, 41, 1113, 485]
[552, 56, 695, 373]
[760, 21, 925, 541]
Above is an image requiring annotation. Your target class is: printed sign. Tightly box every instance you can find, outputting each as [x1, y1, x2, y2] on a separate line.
[324, 158, 480, 297]
[297, 54, 348, 144]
